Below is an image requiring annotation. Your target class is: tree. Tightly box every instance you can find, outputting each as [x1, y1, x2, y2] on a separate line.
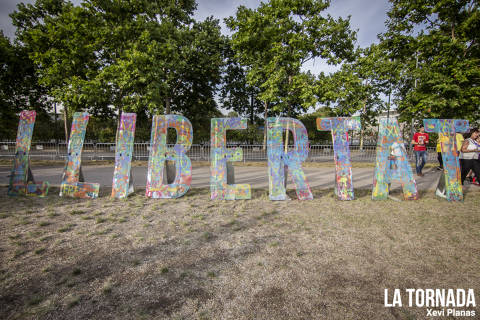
[317, 44, 396, 147]
[11, 0, 222, 130]
[220, 41, 264, 125]
[0, 31, 51, 140]
[11, 0, 109, 140]
[83, 0, 198, 115]
[379, 0, 480, 122]
[226, 0, 356, 146]
[299, 108, 336, 143]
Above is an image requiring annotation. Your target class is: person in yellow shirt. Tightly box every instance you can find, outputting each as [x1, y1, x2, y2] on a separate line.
[456, 132, 464, 154]
[436, 133, 464, 168]
[436, 138, 443, 170]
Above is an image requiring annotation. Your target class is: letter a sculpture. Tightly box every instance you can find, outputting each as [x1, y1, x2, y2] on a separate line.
[372, 117, 418, 200]
[59, 112, 99, 199]
[8, 110, 49, 197]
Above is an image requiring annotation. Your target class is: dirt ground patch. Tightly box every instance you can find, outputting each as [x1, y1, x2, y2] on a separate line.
[0, 187, 479, 319]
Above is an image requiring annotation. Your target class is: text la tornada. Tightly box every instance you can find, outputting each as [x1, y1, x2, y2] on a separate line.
[385, 288, 476, 317]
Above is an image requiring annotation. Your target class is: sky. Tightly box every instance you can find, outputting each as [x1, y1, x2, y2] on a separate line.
[1, 0, 391, 76]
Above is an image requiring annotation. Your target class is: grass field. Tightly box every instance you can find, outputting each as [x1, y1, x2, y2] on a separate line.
[0, 187, 479, 319]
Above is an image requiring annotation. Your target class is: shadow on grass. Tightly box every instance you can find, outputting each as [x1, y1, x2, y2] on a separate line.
[0, 187, 297, 319]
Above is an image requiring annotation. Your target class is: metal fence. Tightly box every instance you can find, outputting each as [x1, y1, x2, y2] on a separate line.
[0, 141, 439, 163]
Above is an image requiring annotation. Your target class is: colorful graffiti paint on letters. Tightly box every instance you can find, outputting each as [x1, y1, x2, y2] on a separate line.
[8, 110, 49, 197]
[424, 119, 468, 201]
[59, 112, 99, 199]
[111, 113, 137, 198]
[317, 117, 360, 200]
[267, 117, 313, 200]
[146, 115, 193, 198]
[210, 118, 251, 200]
[372, 117, 418, 200]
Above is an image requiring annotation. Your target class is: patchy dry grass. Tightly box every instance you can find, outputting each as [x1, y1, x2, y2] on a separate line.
[0, 186, 479, 319]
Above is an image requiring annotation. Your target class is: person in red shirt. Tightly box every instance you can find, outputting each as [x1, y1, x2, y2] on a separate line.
[412, 125, 429, 176]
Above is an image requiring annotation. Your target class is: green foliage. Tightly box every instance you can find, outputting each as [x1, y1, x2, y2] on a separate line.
[10, 0, 223, 129]
[380, 0, 480, 122]
[0, 31, 51, 140]
[226, 122, 263, 144]
[220, 41, 264, 124]
[299, 108, 336, 143]
[317, 44, 394, 129]
[226, 0, 356, 114]
[4, 0, 476, 144]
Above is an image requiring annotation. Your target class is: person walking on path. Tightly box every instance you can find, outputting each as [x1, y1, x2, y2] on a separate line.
[412, 125, 429, 176]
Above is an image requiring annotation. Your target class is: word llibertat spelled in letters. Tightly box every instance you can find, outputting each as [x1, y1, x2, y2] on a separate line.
[8, 110, 469, 202]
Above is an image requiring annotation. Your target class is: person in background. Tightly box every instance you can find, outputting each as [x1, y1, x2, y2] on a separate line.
[412, 125, 429, 176]
[436, 132, 463, 171]
[457, 132, 465, 155]
[460, 128, 480, 186]
[471, 134, 480, 185]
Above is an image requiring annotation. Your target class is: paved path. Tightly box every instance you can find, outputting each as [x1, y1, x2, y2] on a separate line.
[2, 164, 476, 193]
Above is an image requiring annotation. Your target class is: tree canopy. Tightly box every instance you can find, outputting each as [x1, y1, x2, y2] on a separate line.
[1, 0, 478, 142]
[379, 0, 480, 122]
[225, 0, 356, 115]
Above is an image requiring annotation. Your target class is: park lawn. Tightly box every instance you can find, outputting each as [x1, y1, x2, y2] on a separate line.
[0, 187, 479, 319]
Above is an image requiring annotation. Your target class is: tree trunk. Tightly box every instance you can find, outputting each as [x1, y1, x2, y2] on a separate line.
[284, 121, 290, 154]
[54, 102, 58, 145]
[284, 75, 293, 153]
[359, 126, 364, 151]
[63, 107, 69, 142]
[115, 107, 122, 143]
[360, 100, 367, 151]
[250, 93, 254, 124]
[165, 96, 171, 115]
[263, 101, 268, 150]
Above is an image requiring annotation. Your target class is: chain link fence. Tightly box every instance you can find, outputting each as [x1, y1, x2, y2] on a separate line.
[0, 141, 439, 163]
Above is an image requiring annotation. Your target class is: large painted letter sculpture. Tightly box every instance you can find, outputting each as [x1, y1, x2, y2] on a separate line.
[59, 112, 100, 198]
[111, 113, 137, 198]
[317, 117, 360, 200]
[424, 119, 468, 201]
[267, 118, 313, 200]
[210, 118, 251, 200]
[8, 110, 49, 197]
[372, 118, 418, 200]
[146, 115, 193, 198]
